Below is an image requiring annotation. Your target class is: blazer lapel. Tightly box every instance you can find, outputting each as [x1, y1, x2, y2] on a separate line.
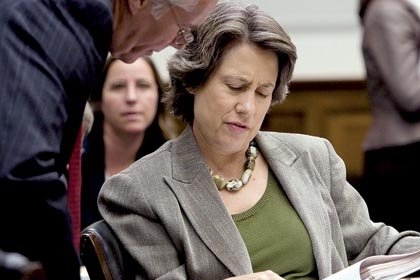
[165, 127, 253, 276]
[257, 133, 334, 276]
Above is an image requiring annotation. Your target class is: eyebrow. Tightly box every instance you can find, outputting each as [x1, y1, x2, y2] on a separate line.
[260, 83, 275, 89]
[222, 75, 275, 88]
[135, 77, 153, 83]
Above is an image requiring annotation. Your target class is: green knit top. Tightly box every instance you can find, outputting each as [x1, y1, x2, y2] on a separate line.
[232, 170, 317, 279]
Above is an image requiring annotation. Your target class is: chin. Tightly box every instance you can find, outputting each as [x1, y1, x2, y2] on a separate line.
[124, 126, 147, 134]
[119, 54, 138, 64]
[113, 49, 140, 63]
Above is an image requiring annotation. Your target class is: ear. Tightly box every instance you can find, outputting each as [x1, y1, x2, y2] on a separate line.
[186, 86, 196, 95]
[127, 0, 146, 15]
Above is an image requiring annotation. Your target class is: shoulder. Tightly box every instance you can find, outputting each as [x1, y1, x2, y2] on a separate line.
[258, 131, 330, 152]
[369, 0, 406, 14]
[115, 140, 174, 183]
[66, 0, 113, 20]
[82, 114, 104, 157]
[365, 0, 410, 25]
[257, 131, 338, 169]
[98, 140, 176, 216]
[0, 0, 112, 19]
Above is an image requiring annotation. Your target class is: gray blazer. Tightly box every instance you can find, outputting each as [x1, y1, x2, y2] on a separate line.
[362, 0, 420, 150]
[98, 127, 420, 279]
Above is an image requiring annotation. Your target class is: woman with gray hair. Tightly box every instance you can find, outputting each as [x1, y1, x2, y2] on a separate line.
[99, 2, 420, 279]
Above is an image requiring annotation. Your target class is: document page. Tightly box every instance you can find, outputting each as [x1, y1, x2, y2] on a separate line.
[323, 250, 420, 280]
[323, 261, 363, 280]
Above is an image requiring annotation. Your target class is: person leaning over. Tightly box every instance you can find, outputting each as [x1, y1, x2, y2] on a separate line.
[0, 0, 217, 279]
[99, 2, 420, 279]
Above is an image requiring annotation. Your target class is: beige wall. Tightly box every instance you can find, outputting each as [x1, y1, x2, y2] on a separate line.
[151, 0, 364, 82]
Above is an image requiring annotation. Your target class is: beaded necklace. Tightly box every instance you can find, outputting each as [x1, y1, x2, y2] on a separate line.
[210, 141, 258, 191]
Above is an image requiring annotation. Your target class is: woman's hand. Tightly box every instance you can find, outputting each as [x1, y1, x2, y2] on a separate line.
[225, 270, 286, 279]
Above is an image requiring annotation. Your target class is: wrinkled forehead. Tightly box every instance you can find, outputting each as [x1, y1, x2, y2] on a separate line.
[150, 0, 200, 19]
[170, 0, 217, 25]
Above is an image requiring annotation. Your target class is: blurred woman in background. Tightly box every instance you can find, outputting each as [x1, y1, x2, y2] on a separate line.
[81, 56, 167, 229]
[359, 0, 420, 231]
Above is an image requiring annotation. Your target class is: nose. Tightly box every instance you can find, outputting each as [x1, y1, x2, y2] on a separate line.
[235, 91, 256, 116]
[125, 84, 138, 103]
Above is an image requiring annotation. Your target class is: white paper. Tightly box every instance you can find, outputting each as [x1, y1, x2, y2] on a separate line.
[323, 250, 420, 280]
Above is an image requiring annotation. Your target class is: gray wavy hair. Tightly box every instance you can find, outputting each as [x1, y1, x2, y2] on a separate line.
[164, 2, 297, 125]
[150, 0, 198, 19]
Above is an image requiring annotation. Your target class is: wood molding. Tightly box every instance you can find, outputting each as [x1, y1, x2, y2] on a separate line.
[263, 79, 370, 183]
[289, 79, 367, 91]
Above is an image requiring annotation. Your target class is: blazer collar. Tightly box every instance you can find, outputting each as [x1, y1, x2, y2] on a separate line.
[256, 132, 336, 276]
[166, 128, 334, 277]
[164, 127, 253, 276]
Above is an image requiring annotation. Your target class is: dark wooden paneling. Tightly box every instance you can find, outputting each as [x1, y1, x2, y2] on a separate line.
[262, 80, 371, 182]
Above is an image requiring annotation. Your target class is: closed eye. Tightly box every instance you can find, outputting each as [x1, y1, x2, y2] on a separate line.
[136, 81, 152, 89]
[227, 84, 247, 92]
[110, 83, 126, 90]
[257, 85, 274, 98]
[257, 91, 270, 98]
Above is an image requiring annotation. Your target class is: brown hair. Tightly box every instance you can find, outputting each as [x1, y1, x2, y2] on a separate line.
[164, 2, 297, 125]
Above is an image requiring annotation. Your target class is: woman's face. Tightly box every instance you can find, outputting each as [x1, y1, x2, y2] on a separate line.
[101, 58, 159, 135]
[192, 42, 278, 155]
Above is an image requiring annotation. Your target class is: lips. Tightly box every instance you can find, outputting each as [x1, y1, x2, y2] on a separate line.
[121, 112, 140, 116]
[226, 122, 249, 133]
[228, 122, 248, 129]
[121, 112, 142, 120]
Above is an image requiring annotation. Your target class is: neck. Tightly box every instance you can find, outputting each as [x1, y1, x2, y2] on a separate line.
[207, 152, 247, 180]
[193, 125, 250, 179]
[103, 122, 145, 176]
[209, 141, 259, 191]
[198, 141, 248, 180]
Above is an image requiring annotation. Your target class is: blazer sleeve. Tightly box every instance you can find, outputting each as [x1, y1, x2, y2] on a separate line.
[320, 138, 420, 263]
[363, 1, 420, 120]
[98, 173, 188, 279]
